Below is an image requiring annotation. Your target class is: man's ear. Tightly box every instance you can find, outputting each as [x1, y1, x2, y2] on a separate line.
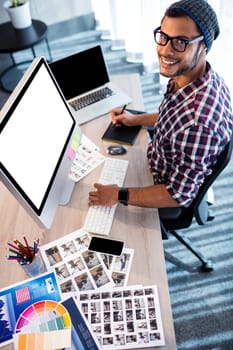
[201, 42, 207, 54]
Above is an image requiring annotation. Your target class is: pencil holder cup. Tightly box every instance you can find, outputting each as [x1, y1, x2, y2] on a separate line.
[20, 252, 45, 277]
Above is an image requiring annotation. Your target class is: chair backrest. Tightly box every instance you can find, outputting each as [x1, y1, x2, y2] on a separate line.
[159, 135, 233, 230]
[193, 136, 233, 224]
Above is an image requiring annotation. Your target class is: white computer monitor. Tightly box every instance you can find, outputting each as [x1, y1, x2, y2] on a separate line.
[0, 57, 82, 229]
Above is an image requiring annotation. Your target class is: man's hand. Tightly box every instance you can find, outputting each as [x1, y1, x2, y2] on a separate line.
[88, 183, 119, 206]
[110, 108, 158, 128]
[110, 108, 138, 127]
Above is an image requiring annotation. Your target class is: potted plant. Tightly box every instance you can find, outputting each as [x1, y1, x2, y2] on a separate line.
[3, 0, 32, 29]
[11, 0, 22, 6]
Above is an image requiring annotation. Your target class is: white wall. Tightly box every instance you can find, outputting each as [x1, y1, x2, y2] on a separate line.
[0, 0, 92, 25]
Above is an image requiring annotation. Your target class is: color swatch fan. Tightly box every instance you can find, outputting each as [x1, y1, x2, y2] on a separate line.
[13, 300, 71, 350]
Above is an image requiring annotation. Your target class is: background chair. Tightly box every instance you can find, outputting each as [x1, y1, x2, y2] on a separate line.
[159, 136, 233, 272]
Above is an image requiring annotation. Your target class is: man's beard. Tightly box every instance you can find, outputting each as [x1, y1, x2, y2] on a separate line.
[160, 43, 202, 78]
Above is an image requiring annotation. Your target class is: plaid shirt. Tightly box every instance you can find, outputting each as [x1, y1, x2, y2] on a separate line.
[147, 63, 233, 207]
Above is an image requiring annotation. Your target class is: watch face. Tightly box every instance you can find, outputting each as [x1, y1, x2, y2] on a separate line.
[118, 188, 128, 205]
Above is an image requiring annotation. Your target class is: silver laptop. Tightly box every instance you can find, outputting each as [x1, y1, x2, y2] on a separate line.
[49, 45, 132, 125]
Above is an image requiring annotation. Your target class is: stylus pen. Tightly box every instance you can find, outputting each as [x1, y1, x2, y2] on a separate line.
[119, 104, 127, 114]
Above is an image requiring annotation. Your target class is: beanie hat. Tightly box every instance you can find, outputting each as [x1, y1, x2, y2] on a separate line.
[166, 0, 220, 52]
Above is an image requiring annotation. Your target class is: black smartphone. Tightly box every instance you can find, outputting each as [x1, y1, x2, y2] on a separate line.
[88, 236, 124, 256]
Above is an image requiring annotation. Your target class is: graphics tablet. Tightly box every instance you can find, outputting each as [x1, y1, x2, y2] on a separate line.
[102, 109, 145, 145]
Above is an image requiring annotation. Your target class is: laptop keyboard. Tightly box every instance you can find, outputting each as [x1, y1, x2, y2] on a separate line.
[69, 87, 114, 111]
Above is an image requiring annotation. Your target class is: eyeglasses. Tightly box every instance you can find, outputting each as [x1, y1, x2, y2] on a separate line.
[153, 27, 204, 52]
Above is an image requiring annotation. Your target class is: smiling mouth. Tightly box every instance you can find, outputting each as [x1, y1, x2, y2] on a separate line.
[161, 56, 179, 66]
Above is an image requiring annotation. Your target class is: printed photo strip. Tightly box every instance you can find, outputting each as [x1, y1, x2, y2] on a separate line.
[40, 229, 134, 294]
[74, 285, 165, 349]
[69, 134, 105, 182]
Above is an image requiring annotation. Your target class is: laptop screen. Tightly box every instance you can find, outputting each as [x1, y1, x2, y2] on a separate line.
[49, 45, 110, 100]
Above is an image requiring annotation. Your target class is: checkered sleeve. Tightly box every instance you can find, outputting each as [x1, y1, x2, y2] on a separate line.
[166, 124, 221, 207]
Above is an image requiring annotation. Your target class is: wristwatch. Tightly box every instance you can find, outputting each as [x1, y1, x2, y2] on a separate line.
[118, 187, 129, 206]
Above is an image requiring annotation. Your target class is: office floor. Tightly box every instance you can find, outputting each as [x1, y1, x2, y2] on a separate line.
[0, 15, 233, 350]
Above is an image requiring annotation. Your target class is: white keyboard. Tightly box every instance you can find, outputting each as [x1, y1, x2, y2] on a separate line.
[84, 157, 129, 236]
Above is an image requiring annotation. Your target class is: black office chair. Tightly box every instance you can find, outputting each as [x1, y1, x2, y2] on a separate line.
[159, 136, 233, 273]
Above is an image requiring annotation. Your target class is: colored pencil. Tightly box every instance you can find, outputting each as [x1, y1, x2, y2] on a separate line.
[7, 237, 40, 265]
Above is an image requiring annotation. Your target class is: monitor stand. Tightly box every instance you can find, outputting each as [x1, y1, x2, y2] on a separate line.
[59, 178, 76, 205]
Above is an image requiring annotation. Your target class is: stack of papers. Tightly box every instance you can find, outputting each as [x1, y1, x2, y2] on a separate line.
[69, 134, 105, 182]
[40, 229, 134, 293]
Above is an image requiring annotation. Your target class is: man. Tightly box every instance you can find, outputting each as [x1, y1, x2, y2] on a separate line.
[88, 0, 233, 209]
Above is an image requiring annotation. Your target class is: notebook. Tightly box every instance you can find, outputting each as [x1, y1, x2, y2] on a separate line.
[102, 108, 144, 145]
[49, 45, 132, 125]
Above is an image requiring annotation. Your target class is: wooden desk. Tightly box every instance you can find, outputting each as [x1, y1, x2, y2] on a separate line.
[0, 74, 176, 349]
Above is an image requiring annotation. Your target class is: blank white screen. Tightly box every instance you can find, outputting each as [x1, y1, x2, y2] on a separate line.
[0, 64, 74, 210]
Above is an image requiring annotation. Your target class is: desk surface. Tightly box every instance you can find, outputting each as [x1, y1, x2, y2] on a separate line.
[0, 74, 176, 349]
[0, 20, 47, 53]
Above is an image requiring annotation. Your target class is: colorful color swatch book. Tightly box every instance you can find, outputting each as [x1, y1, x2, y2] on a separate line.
[13, 300, 71, 350]
[0, 272, 61, 348]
